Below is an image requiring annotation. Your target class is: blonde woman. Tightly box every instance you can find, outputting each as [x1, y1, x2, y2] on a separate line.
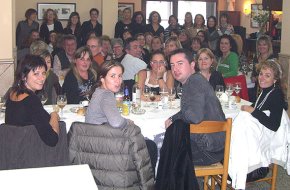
[63, 46, 97, 104]
[164, 36, 182, 57]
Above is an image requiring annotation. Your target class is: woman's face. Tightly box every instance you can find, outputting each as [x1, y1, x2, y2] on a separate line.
[25, 66, 46, 92]
[207, 18, 215, 28]
[150, 54, 166, 72]
[44, 56, 52, 70]
[71, 15, 79, 25]
[46, 10, 55, 22]
[151, 38, 162, 51]
[123, 9, 131, 20]
[258, 67, 276, 89]
[169, 17, 177, 27]
[145, 34, 153, 45]
[184, 14, 192, 24]
[135, 15, 143, 24]
[90, 10, 99, 22]
[75, 52, 91, 73]
[220, 38, 231, 54]
[137, 35, 145, 47]
[195, 15, 203, 26]
[29, 13, 37, 21]
[152, 13, 159, 23]
[258, 40, 269, 55]
[191, 40, 201, 52]
[198, 52, 213, 71]
[220, 16, 228, 25]
[165, 41, 178, 55]
[197, 32, 205, 42]
[178, 32, 188, 42]
[101, 66, 123, 93]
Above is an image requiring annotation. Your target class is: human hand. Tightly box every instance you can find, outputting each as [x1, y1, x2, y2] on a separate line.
[50, 111, 60, 121]
[157, 65, 166, 79]
[241, 105, 254, 113]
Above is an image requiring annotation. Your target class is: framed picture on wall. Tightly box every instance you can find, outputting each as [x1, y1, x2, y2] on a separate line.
[251, 4, 263, 28]
[118, 3, 134, 21]
[37, 3, 76, 20]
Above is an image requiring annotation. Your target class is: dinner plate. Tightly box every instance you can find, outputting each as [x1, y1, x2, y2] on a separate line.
[1, 106, 6, 112]
[70, 107, 82, 113]
[131, 108, 146, 115]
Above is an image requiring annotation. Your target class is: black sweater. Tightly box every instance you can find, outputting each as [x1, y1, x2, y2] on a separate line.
[5, 94, 58, 146]
[251, 85, 285, 132]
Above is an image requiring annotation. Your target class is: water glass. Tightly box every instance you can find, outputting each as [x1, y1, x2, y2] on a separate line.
[168, 88, 176, 109]
[143, 86, 150, 107]
[234, 82, 242, 96]
[215, 85, 224, 100]
[57, 95, 67, 119]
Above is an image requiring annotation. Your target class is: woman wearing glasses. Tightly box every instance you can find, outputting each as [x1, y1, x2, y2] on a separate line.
[138, 50, 174, 97]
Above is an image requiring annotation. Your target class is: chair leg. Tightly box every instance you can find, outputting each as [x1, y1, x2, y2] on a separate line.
[271, 164, 278, 190]
[221, 174, 228, 190]
[204, 176, 209, 190]
[211, 176, 215, 190]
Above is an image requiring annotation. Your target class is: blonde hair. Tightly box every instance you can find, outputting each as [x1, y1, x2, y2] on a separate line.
[256, 35, 273, 59]
[195, 48, 217, 72]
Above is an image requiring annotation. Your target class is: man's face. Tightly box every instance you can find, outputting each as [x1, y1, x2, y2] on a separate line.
[126, 40, 142, 58]
[64, 39, 77, 57]
[170, 53, 195, 84]
[87, 38, 101, 56]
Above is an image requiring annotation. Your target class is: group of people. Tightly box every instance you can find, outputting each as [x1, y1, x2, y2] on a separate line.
[7, 6, 288, 189]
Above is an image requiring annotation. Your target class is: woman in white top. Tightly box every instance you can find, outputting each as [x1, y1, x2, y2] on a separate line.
[138, 50, 174, 99]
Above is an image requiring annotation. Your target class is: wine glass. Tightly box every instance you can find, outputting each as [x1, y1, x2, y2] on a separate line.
[225, 83, 234, 107]
[215, 85, 224, 100]
[176, 85, 182, 99]
[149, 91, 157, 108]
[143, 86, 150, 107]
[234, 82, 242, 97]
[159, 87, 169, 108]
[40, 92, 48, 105]
[57, 95, 67, 119]
[168, 88, 176, 109]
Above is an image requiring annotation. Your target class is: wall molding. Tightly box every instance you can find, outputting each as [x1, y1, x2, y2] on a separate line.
[0, 58, 14, 64]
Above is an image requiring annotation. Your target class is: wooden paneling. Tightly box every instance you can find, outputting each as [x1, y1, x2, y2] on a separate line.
[219, 11, 240, 26]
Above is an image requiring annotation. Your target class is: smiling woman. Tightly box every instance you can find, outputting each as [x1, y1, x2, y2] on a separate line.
[5, 54, 60, 147]
[62, 46, 97, 104]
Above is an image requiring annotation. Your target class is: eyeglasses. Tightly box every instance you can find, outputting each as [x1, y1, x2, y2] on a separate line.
[151, 61, 166, 65]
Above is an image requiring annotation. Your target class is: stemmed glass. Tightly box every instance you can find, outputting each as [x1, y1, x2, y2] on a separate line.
[168, 88, 176, 109]
[149, 91, 157, 108]
[143, 86, 151, 107]
[176, 85, 183, 99]
[225, 83, 234, 107]
[159, 87, 169, 108]
[57, 94, 67, 119]
[215, 85, 224, 100]
[40, 91, 48, 105]
[234, 82, 242, 97]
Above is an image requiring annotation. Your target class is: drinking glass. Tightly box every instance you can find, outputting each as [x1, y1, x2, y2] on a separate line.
[149, 91, 157, 108]
[40, 92, 48, 105]
[159, 87, 169, 108]
[143, 86, 150, 107]
[59, 72, 65, 87]
[225, 83, 234, 106]
[215, 85, 224, 100]
[176, 85, 182, 99]
[234, 82, 242, 97]
[57, 95, 67, 119]
[168, 88, 176, 109]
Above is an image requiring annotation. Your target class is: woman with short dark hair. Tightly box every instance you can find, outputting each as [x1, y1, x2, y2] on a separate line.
[5, 54, 59, 146]
[145, 11, 164, 40]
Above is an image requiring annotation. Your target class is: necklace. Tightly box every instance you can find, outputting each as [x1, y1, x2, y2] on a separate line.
[254, 87, 275, 110]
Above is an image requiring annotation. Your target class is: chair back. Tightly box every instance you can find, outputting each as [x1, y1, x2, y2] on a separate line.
[0, 122, 69, 170]
[190, 118, 232, 190]
[68, 122, 154, 189]
[224, 75, 249, 100]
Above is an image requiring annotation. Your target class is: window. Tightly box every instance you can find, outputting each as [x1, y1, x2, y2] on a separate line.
[143, 0, 217, 27]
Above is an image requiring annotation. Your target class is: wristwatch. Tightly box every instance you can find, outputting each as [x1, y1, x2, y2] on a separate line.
[158, 77, 163, 80]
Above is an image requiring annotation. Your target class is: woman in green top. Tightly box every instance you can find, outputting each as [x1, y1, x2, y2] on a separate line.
[216, 34, 239, 78]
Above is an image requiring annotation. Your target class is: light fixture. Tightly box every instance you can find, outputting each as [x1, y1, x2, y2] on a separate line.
[243, 1, 251, 16]
[244, 8, 251, 16]
[272, 11, 283, 16]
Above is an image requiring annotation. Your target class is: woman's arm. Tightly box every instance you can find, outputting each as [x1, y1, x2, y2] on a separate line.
[138, 70, 147, 101]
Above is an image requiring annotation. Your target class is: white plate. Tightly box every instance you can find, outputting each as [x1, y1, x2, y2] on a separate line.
[1, 106, 6, 112]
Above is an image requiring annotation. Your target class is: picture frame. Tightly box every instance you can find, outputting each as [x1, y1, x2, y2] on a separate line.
[118, 3, 134, 21]
[251, 4, 263, 28]
[37, 3, 76, 20]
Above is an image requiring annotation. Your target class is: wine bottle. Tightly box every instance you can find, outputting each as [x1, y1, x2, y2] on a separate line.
[132, 74, 141, 111]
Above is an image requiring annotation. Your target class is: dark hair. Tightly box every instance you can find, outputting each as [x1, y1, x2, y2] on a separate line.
[124, 37, 137, 50]
[220, 12, 229, 23]
[197, 30, 207, 42]
[131, 11, 146, 25]
[90, 8, 99, 16]
[150, 50, 166, 61]
[123, 7, 131, 13]
[96, 61, 124, 87]
[169, 48, 194, 64]
[148, 11, 161, 24]
[25, 8, 37, 19]
[168, 15, 178, 24]
[12, 54, 47, 96]
[207, 16, 217, 28]
[62, 34, 77, 44]
[66, 12, 81, 29]
[216, 34, 238, 56]
[191, 36, 202, 45]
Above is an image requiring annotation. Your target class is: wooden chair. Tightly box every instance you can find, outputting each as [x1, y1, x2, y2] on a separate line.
[190, 118, 232, 190]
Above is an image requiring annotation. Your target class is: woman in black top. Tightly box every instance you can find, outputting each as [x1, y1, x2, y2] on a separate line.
[5, 55, 59, 147]
[195, 48, 225, 90]
[145, 11, 164, 40]
[62, 46, 97, 104]
[39, 9, 63, 44]
[131, 11, 146, 36]
[63, 12, 82, 47]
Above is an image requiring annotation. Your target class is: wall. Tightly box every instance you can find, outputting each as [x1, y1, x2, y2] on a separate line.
[119, 0, 141, 11]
